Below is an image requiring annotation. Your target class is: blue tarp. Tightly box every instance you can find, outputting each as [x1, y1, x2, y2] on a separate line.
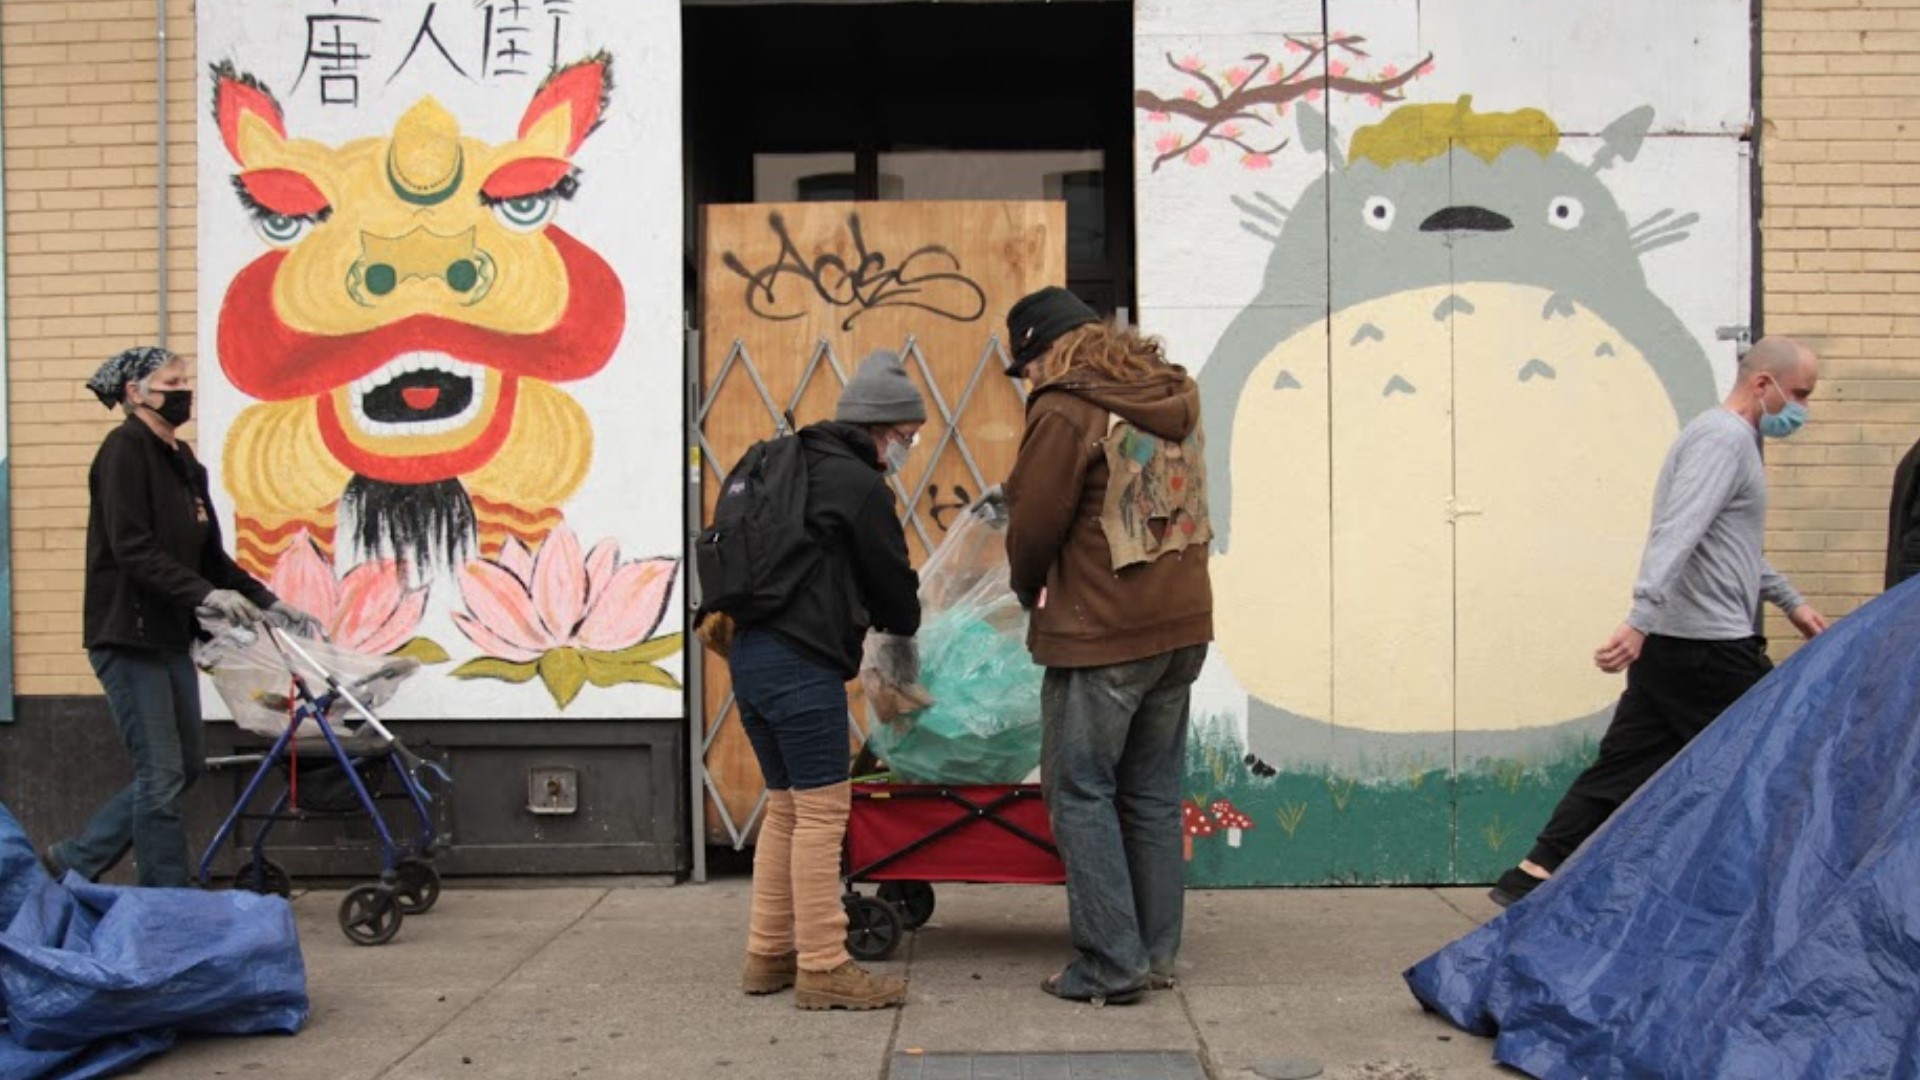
[0, 803, 309, 1080]
[1407, 577, 1920, 1079]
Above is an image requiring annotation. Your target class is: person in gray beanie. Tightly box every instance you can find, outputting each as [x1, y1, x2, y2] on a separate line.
[728, 347, 926, 1011]
[834, 349, 928, 472]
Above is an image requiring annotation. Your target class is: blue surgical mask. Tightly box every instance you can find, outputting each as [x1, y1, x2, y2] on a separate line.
[1760, 380, 1808, 439]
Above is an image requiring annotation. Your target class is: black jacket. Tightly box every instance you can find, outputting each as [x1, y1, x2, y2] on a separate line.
[85, 417, 277, 652]
[1891, 436, 1920, 590]
[754, 422, 920, 678]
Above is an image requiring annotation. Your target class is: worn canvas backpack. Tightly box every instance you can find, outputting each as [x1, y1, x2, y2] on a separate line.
[1096, 414, 1211, 570]
[695, 435, 819, 624]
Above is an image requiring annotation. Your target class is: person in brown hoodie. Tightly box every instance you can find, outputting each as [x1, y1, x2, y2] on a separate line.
[1002, 287, 1214, 1004]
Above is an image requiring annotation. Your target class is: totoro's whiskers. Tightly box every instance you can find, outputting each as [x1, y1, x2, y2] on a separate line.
[1235, 193, 1291, 244]
[1629, 209, 1680, 235]
[1629, 210, 1699, 242]
[1241, 221, 1283, 245]
[1630, 210, 1699, 256]
[1233, 194, 1290, 226]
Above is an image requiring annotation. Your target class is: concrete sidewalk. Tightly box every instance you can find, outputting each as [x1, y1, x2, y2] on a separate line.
[132, 879, 1509, 1080]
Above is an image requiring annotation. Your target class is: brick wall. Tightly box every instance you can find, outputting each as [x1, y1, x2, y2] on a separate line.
[3, 0, 194, 695]
[1760, 0, 1920, 652]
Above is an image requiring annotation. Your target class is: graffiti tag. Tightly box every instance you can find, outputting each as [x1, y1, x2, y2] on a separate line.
[722, 212, 987, 331]
[928, 484, 974, 531]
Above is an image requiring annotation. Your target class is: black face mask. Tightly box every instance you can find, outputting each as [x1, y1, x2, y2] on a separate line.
[147, 389, 193, 427]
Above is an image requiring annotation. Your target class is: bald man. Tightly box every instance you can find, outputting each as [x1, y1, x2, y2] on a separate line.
[1491, 337, 1830, 907]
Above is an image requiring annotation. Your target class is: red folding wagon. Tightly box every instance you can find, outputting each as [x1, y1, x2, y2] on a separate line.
[840, 782, 1065, 960]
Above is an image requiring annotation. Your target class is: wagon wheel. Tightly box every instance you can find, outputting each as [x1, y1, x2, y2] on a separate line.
[231, 857, 292, 899]
[338, 884, 403, 946]
[877, 881, 935, 930]
[843, 895, 902, 962]
[393, 859, 441, 915]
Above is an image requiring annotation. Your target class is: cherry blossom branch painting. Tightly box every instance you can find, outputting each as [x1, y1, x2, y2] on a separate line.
[1135, 33, 1435, 171]
[269, 532, 447, 663]
[450, 525, 682, 709]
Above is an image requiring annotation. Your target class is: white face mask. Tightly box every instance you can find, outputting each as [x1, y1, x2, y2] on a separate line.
[883, 437, 911, 475]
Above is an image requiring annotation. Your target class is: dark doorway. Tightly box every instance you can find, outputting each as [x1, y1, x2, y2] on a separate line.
[682, 1, 1135, 318]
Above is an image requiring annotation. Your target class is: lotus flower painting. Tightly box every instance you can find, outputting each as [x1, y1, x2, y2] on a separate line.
[451, 525, 683, 708]
[269, 532, 446, 662]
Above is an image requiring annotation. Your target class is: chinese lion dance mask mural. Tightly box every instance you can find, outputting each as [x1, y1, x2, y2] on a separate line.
[210, 55, 623, 577]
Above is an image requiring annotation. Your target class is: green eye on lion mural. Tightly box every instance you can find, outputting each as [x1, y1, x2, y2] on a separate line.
[1195, 95, 1719, 763]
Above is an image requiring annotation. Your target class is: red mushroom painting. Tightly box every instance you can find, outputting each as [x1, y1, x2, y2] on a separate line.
[1183, 798, 1217, 861]
[1210, 798, 1254, 848]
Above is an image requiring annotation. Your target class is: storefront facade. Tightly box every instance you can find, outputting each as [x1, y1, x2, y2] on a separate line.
[0, 0, 1907, 885]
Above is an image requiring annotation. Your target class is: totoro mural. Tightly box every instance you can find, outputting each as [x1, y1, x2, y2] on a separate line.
[1136, 2, 1754, 884]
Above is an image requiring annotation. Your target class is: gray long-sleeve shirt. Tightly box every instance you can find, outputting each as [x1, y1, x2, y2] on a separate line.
[1626, 407, 1804, 640]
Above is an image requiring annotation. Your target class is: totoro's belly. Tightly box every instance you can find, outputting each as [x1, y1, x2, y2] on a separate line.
[1212, 283, 1678, 734]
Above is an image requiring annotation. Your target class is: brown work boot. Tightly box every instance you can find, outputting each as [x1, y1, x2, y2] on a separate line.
[742, 950, 798, 995]
[794, 961, 908, 1011]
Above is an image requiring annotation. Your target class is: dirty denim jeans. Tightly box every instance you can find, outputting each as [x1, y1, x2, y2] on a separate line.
[52, 647, 204, 887]
[1040, 644, 1208, 999]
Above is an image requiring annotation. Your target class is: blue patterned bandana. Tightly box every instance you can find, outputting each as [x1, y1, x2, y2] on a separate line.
[86, 346, 176, 409]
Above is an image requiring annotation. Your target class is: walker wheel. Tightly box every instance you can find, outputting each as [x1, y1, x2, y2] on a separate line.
[844, 895, 902, 962]
[878, 881, 935, 930]
[231, 858, 292, 899]
[339, 884, 403, 946]
[393, 859, 441, 915]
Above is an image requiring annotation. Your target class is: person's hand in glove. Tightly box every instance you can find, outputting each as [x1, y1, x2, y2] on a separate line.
[865, 632, 935, 723]
[972, 484, 1008, 526]
[264, 600, 323, 638]
[200, 589, 263, 627]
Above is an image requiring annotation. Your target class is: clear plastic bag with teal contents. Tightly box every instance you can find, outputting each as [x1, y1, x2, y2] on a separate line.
[861, 495, 1043, 784]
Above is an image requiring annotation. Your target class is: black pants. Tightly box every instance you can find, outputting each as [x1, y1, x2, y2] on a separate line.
[1526, 634, 1772, 872]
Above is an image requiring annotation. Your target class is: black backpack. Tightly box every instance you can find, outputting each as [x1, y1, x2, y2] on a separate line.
[695, 434, 819, 624]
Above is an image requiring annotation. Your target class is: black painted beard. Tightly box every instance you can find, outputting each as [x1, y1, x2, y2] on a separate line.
[340, 475, 476, 575]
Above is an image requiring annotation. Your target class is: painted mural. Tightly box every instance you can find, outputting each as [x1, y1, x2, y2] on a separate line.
[197, 3, 683, 719]
[1136, 0, 1755, 883]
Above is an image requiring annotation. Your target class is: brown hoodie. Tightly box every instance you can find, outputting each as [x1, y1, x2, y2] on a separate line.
[1004, 365, 1214, 668]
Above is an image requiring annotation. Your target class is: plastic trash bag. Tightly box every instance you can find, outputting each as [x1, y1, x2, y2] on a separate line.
[0, 1028, 173, 1080]
[862, 495, 1043, 784]
[0, 802, 305, 1078]
[1406, 576, 1920, 1080]
[0, 802, 43, 932]
[193, 617, 419, 739]
[0, 874, 309, 1052]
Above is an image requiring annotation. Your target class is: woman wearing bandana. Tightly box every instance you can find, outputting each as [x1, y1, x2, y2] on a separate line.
[41, 346, 316, 888]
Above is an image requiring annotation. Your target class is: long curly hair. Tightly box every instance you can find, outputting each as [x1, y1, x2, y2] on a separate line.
[1026, 321, 1172, 387]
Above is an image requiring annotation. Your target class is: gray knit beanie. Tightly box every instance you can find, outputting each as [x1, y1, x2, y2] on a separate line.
[836, 349, 928, 425]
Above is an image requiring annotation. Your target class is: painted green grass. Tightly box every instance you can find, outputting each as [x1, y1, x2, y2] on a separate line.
[1182, 715, 1596, 886]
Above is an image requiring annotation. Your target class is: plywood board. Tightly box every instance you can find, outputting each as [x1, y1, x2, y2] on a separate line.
[697, 200, 1066, 844]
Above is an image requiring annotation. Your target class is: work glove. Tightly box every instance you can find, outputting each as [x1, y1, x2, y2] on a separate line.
[200, 589, 263, 627]
[863, 632, 934, 723]
[693, 607, 737, 658]
[264, 600, 323, 638]
[972, 484, 1009, 526]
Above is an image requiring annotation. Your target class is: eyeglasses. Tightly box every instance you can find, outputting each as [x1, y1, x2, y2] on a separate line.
[890, 427, 922, 448]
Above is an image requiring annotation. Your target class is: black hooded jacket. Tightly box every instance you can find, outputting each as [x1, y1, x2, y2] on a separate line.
[750, 422, 920, 678]
[84, 416, 278, 652]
